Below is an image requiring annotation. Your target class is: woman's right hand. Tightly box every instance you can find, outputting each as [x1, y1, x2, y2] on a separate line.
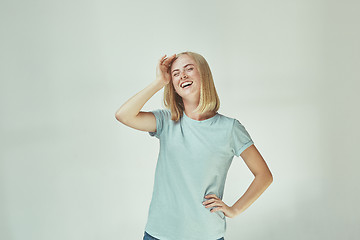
[155, 54, 177, 86]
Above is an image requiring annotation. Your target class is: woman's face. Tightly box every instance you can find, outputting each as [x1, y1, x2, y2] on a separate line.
[170, 54, 201, 100]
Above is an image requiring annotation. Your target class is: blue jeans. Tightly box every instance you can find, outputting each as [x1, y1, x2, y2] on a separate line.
[143, 231, 224, 240]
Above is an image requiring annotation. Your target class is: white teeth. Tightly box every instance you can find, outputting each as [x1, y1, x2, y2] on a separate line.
[181, 81, 193, 88]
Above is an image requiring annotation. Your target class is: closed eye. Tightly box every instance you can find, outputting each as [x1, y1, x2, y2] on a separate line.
[173, 67, 194, 77]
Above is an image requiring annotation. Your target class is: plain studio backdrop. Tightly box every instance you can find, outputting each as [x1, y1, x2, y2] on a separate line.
[0, 0, 359, 239]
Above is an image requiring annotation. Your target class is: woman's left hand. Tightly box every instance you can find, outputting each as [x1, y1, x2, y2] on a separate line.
[203, 194, 237, 219]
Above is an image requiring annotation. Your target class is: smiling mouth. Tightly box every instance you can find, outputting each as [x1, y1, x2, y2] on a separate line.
[181, 81, 193, 88]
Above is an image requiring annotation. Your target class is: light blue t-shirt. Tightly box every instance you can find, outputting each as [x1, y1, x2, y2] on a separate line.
[145, 108, 254, 240]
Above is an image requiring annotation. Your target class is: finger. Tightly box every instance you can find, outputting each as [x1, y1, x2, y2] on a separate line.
[205, 194, 218, 199]
[157, 55, 167, 67]
[161, 57, 168, 63]
[206, 201, 223, 209]
[162, 58, 171, 66]
[210, 207, 222, 213]
[169, 54, 177, 63]
[163, 54, 177, 65]
[160, 55, 169, 66]
[159, 54, 167, 62]
[203, 199, 215, 206]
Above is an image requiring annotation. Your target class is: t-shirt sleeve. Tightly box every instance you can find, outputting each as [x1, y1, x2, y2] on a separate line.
[231, 119, 254, 157]
[148, 109, 167, 139]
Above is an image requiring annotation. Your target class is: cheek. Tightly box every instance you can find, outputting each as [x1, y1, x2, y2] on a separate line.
[172, 78, 179, 86]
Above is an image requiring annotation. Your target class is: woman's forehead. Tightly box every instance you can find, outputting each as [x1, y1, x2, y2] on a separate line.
[171, 55, 196, 70]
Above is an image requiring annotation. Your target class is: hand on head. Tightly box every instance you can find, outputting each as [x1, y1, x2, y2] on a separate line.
[156, 54, 177, 85]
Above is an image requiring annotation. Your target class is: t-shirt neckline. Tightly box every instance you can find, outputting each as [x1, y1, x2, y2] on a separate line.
[182, 110, 219, 124]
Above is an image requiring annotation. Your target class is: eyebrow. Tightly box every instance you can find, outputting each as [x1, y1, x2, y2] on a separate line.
[171, 64, 194, 74]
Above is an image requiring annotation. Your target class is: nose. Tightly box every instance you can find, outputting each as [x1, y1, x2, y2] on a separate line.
[180, 71, 188, 79]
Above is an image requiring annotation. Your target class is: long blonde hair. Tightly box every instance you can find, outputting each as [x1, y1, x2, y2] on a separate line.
[163, 51, 220, 122]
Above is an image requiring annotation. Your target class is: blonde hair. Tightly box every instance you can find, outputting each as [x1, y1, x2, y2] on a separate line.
[163, 51, 220, 122]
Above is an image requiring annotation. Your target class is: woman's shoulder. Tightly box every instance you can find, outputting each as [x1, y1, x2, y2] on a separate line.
[214, 113, 238, 131]
[150, 108, 172, 120]
[151, 108, 170, 113]
[217, 112, 237, 123]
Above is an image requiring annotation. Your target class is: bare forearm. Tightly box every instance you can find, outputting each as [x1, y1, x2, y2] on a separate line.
[231, 174, 273, 217]
[115, 80, 164, 122]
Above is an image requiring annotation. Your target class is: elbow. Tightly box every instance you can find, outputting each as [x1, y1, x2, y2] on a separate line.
[115, 112, 121, 121]
[115, 107, 134, 123]
[263, 167, 273, 183]
[267, 171, 273, 185]
[265, 170, 273, 183]
[115, 114, 120, 122]
[268, 174, 273, 184]
[256, 172, 273, 184]
[115, 111, 126, 123]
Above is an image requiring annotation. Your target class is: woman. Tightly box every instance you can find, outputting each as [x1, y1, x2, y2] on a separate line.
[115, 52, 273, 240]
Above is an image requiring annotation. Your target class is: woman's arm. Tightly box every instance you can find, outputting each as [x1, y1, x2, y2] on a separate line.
[115, 80, 163, 123]
[115, 54, 176, 123]
[231, 144, 273, 217]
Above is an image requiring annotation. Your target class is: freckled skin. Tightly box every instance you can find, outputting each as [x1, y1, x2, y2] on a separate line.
[170, 55, 201, 105]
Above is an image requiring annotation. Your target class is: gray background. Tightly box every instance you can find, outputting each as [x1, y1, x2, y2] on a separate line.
[1, 0, 359, 239]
